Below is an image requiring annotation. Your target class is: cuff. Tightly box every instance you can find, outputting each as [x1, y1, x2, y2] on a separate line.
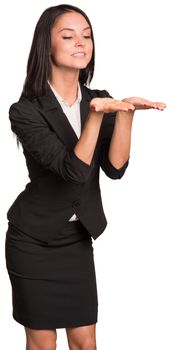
[64, 150, 95, 184]
[102, 153, 129, 179]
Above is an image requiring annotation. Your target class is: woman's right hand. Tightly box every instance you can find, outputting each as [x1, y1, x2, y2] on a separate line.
[90, 97, 135, 113]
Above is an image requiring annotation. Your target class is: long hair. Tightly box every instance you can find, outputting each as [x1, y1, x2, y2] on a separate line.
[22, 4, 95, 100]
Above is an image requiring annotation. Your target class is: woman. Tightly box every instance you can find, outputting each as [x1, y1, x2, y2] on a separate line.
[5, 4, 166, 350]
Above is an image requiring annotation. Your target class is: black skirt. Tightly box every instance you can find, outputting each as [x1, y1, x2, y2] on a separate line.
[5, 220, 98, 329]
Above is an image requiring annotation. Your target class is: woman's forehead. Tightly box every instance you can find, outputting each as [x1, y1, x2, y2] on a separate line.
[53, 11, 90, 31]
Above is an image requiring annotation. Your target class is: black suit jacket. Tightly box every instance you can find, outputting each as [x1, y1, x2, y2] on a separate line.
[7, 83, 129, 242]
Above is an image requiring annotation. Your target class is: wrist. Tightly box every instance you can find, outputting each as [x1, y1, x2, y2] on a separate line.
[116, 109, 134, 117]
[115, 110, 134, 126]
[88, 110, 104, 121]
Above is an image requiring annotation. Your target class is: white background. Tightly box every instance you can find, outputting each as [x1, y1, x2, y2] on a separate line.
[0, 0, 168, 349]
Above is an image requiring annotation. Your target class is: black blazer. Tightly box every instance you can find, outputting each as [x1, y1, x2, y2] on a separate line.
[7, 83, 129, 242]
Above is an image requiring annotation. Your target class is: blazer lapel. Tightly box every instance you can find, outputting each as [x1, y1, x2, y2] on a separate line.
[34, 83, 92, 150]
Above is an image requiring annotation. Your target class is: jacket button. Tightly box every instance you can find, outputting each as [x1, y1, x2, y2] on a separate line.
[73, 200, 80, 207]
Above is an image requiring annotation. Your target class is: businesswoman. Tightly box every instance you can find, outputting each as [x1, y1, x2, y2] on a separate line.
[5, 4, 166, 350]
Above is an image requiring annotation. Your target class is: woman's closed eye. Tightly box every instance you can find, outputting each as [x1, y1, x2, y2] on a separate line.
[62, 36, 91, 39]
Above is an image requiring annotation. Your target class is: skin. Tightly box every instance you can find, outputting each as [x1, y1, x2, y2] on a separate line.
[90, 97, 166, 168]
[26, 10, 166, 350]
[49, 11, 93, 106]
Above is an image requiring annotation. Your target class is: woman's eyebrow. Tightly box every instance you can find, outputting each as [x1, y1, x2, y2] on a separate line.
[58, 26, 91, 33]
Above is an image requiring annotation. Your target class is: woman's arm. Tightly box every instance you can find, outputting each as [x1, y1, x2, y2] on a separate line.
[91, 96, 166, 171]
[73, 110, 104, 165]
[74, 98, 134, 166]
[108, 110, 134, 169]
[107, 96, 166, 169]
[9, 97, 133, 185]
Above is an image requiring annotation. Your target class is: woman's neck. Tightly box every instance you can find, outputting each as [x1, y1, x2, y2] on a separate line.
[49, 67, 80, 105]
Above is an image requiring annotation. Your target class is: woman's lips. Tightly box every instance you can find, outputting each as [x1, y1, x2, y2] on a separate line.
[72, 52, 86, 57]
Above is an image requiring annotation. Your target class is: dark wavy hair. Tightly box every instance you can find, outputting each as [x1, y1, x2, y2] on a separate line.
[22, 4, 95, 100]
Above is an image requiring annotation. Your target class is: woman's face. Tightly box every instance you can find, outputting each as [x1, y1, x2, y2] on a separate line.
[50, 11, 93, 71]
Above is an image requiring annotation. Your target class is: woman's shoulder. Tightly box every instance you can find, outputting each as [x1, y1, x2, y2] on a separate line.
[9, 99, 35, 117]
[9, 92, 34, 109]
[8, 93, 42, 124]
[82, 84, 113, 99]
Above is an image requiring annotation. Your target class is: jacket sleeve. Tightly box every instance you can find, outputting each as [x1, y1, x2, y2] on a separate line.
[9, 101, 95, 185]
[99, 90, 129, 179]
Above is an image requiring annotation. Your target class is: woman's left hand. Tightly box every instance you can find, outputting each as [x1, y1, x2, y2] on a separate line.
[122, 97, 166, 111]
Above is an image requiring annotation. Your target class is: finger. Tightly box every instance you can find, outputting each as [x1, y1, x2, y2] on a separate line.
[105, 106, 133, 112]
[156, 102, 167, 109]
[122, 103, 135, 111]
[111, 102, 135, 111]
[113, 106, 135, 112]
[152, 102, 166, 110]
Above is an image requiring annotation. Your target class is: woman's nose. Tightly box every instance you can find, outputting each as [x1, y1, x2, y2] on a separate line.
[75, 38, 85, 47]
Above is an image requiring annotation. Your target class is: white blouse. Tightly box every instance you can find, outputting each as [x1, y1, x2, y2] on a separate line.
[48, 81, 82, 221]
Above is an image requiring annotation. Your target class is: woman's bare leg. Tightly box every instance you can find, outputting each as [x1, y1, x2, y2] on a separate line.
[24, 327, 57, 350]
[66, 324, 97, 350]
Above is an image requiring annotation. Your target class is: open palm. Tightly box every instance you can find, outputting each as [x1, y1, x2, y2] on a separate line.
[90, 97, 135, 113]
[122, 97, 166, 111]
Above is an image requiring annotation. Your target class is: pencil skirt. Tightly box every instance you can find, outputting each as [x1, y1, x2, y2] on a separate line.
[5, 220, 98, 329]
